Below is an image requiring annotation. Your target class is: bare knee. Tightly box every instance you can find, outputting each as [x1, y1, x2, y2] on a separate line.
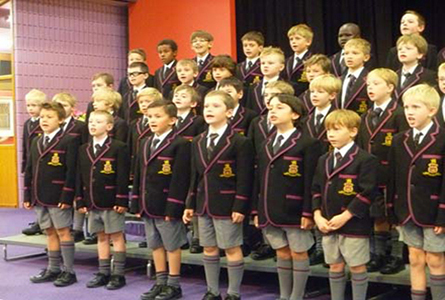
[426, 252, 445, 269]
[329, 262, 345, 273]
[276, 246, 291, 260]
[409, 248, 426, 269]
[291, 251, 308, 261]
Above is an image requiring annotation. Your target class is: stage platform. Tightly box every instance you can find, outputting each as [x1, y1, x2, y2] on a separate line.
[0, 234, 411, 286]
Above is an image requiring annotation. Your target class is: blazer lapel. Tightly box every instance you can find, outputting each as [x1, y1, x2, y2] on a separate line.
[269, 130, 301, 162]
[344, 70, 367, 109]
[327, 145, 359, 179]
[411, 123, 440, 163]
[368, 99, 398, 140]
[253, 83, 263, 112]
[39, 130, 64, 158]
[231, 106, 245, 129]
[205, 127, 234, 172]
[397, 65, 423, 97]
[149, 131, 175, 162]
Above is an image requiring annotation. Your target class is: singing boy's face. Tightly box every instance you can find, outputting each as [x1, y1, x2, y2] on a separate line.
[268, 97, 299, 126]
[367, 73, 393, 103]
[173, 90, 197, 111]
[343, 45, 369, 71]
[89, 113, 113, 137]
[338, 25, 360, 49]
[40, 109, 63, 134]
[310, 88, 335, 110]
[306, 64, 327, 82]
[91, 78, 112, 93]
[263, 87, 282, 108]
[260, 54, 285, 78]
[289, 34, 311, 54]
[93, 99, 112, 112]
[26, 99, 42, 118]
[438, 69, 445, 94]
[403, 97, 436, 131]
[191, 37, 212, 56]
[128, 67, 149, 87]
[203, 95, 232, 126]
[176, 64, 197, 84]
[157, 44, 177, 65]
[128, 53, 145, 65]
[147, 106, 176, 135]
[219, 85, 243, 105]
[400, 13, 424, 35]
[397, 42, 422, 65]
[212, 67, 232, 83]
[242, 40, 263, 59]
[138, 96, 155, 116]
[327, 124, 357, 150]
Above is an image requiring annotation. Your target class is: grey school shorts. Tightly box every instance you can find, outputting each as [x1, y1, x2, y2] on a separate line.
[35, 205, 73, 230]
[322, 234, 370, 267]
[263, 225, 314, 253]
[398, 221, 445, 253]
[88, 209, 126, 235]
[143, 217, 187, 252]
[198, 214, 243, 249]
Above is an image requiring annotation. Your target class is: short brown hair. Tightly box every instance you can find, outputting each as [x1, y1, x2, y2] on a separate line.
[344, 38, 371, 56]
[89, 110, 114, 125]
[147, 99, 178, 118]
[241, 31, 265, 46]
[219, 77, 244, 93]
[325, 109, 361, 130]
[205, 90, 235, 110]
[211, 55, 236, 76]
[177, 59, 199, 73]
[128, 48, 147, 61]
[91, 73, 114, 86]
[368, 68, 399, 89]
[304, 54, 331, 74]
[41, 102, 66, 121]
[310, 74, 342, 94]
[402, 84, 440, 112]
[265, 81, 295, 95]
[403, 10, 425, 27]
[271, 94, 306, 126]
[52, 92, 77, 107]
[128, 62, 149, 74]
[287, 24, 314, 42]
[396, 34, 428, 55]
[25, 89, 47, 104]
[190, 30, 214, 42]
[174, 85, 201, 104]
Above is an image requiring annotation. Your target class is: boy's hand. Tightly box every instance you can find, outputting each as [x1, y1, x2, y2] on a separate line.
[301, 217, 314, 230]
[232, 212, 245, 223]
[183, 209, 194, 224]
[23, 202, 32, 210]
[58, 203, 71, 210]
[165, 216, 172, 222]
[78, 207, 88, 214]
[314, 215, 331, 234]
[113, 206, 127, 214]
[328, 210, 353, 231]
[434, 226, 445, 235]
[253, 215, 259, 228]
[135, 213, 141, 218]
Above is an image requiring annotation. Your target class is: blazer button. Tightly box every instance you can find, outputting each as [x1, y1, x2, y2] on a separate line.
[370, 140, 374, 144]
[92, 166, 96, 170]
[328, 181, 332, 185]
[410, 184, 415, 188]
[270, 164, 274, 169]
[92, 179, 95, 183]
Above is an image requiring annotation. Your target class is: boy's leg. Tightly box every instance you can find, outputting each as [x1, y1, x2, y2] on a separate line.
[350, 265, 368, 300]
[46, 227, 62, 273]
[225, 246, 245, 298]
[329, 263, 346, 300]
[199, 215, 221, 297]
[408, 247, 427, 298]
[369, 219, 390, 271]
[290, 252, 310, 300]
[276, 247, 293, 300]
[110, 231, 126, 276]
[380, 227, 405, 274]
[86, 232, 111, 288]
[426, 252, 445, 299]
[57, 227, 75, 274]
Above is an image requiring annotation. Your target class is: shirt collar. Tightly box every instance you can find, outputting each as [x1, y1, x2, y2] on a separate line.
[294, 50, 308, 61]
[246, 57, 259, 65]
[335, 141, 355, 157]
[198, 53, 210, 63]
[275, 127, 296, 145]
[62, 116, 72, 131]
[402, 64, 418, 75]
[31, 117, 39, 122]
[264, 75, 279, 84]
[413, 121, 434, 138]
[178, 110, 191, 121]
[164, 60, 175, 69]
[44, 128, 61, 143]
[93, 135, 108, 147]
[373, 98, 392, 112]
[153, 128, 173, 145]
[314, 104, 332, 118]
[347, 67, 364, 79]
[232, 105, 240, 117]
[208, 124, 228, 138]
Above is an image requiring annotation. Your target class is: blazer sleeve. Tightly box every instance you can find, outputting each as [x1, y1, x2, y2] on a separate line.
[186, 140, 199, 210]
[165, 140, 191, 218]
[346, 154, 378, 218]
[130, 150, 142, 214]
[232, 137, 254, 215]
[59, 137, 80, 206]
[21, 121, 28, 174]
[303, 139, 322, 217]
[311, 156, 324, 212]
[115, 144, 130, 208]
[435, 152, 445, 226]
[24, 138, 36, 205]
[115, 121, 129, 143]
[74, 148, 87, 209]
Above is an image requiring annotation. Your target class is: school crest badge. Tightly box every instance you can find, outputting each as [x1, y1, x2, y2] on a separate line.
[357, 101, 367, 114]
[100, 160, 115, 174]
[422, 159, 441, 177]
[298, 70, 308, 82]
[382, 132, 393, 147]
[252, 76, 261, 85]
[283, 161, 302, 177]
[338, 178, 357, 196]
[220, 164, 235, 178]
[48, 153, 62, 166]
[158, 160, 172, 175]
[204, 71, 214, 82]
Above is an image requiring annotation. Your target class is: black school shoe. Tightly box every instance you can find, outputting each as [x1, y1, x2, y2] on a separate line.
[190, 238, 203, 254]
[106, 274, 126, 290]
[309, 249, 325, 265]
[250, 244, 275, 261]
[224, 294, 240, 300]
[141, 284, 166, 300]
[53, 271, 77, 287]
[72, 230, 85, 243]
[155, 285, 182, 300]
[202, 291, 222, 300]
[86, 273, 110, 288]
[366, 254, 385, 272]
[380, 256, 405, 274]
[30, 269, 61, 283]
[22, 222, 42, 235]
[83, 233, 98, 245]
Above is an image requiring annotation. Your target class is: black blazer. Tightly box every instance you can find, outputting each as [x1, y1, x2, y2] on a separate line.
[394, 65, 437, 103]
[194, 54, 216, 90]
[76, 138, 130, 210]
[386, 44, 438, 71]
[175, 111, 206, 141]
[128, 117, 153, 178]
[24, 130, 79, 207]
[301, 105, 337, 154]
[312, 144, 378, 236]
[21, 118, 43, 173]
[282, 51, 312, 96]
[63, 117, 87, 145]
[247, 114, 276, 156]
[231, 106, 256, 136]
[117, 75, 155, 102]
[131, 132, 191, 219]
[388, 123, 445, 227]
[236, 60, 263, 107]
[299, 89, 314, 115]
[154, 61, 181, 99]
[109, 115, 129, 143]
[336, 68, 370, 116]
[435, 95, 445, 128]
[186, 127, 254, 217]
[254, 130, 322, 227]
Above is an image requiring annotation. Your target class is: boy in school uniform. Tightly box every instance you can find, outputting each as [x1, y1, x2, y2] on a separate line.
[394, 34, 437, 103]
[283, 24, 313, 96]
[183, 91, 254, 300]
[76, 110, 129, 290]
[337, 38, 371, 116]
[52, 92, 88, 243]
[436, 63, 445, 127]
[86, 73, 116, 122]
[386, 10, 438, 72]
[191, 30, 216, 90]
[154, 39, 181, 99]
[92, 88, 129, 143]
[388, 84, 445, 300]
[253, 94, 322, 300]
[171, 59, 208, 101]
[300, 54, 332, 114]
[211, 55, 237, 91]
[246, 47, 285, 115]
[331, 23, 361, 78]
[24, 102, 80, 287]
[312, 109, 378, 300]
[357, 68, 409, 275]
[21, 89, 45, 236]
[219, 77, 256, 136]
[132, 100, 191, 300]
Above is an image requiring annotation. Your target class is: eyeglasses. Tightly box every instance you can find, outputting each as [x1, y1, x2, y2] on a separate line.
[128, 71, 146, 77]
[192, 38, 209, 44]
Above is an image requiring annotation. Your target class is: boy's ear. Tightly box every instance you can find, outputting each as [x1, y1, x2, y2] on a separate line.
[143, 73, 149, 80]
[168, 117, 177, 126]
[291, 112, 300, 121]
[173, 50, 178, 57]
[329, 92, 337, 101]
[190, 101, 198, 108]
[238, 90, 244, 99]
[258, 45, 264, 53]
[193, 71, 199, 78]
[429, 107, 438, 118]
[279, 63, 285, 72]
[208, 41, 213, 49]
[225, 108, 234, 119]
[106, 123, 114, 132]
[363, 54, 371, 62]
[350, 127, 359, 139]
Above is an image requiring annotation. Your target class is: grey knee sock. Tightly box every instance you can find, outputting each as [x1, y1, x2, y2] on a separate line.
[48, 250, 61, 273]
[277, 258, 293, 300]
[329, 271, 346, 300]
[430, 274, 445, 300]
[390, 229, 404, 258]
[227, 260, 244, 297]
[314, 229, 323, 252]
[156, 271, 168, 285]
[411, 289, 426, 300]
[351, 271, 368, 300]
[203, 255, 220, 296]
[167, 274, 180, 287]
[374, 232, 389, 256]
[60, 241, 75, 274]
[73, 210, 85, 232]
[99, 258, 111, 276]
[112, 251, 126, 276]
[290, 259, 310, 300]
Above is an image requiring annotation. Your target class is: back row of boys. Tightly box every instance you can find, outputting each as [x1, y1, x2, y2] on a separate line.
[22, 9, 445, 300]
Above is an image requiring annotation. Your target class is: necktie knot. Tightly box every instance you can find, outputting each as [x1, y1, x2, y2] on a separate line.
[44, 136, 50, 147]
[334, 152, 343, 169]
[199, 59, 204, 67]
[315, 114, 324, 134]
[143, 117, 149, 127]
[163, 66, 170, 77]
[151, 138, 160, 153]
[177, 116, 183, 124]
[247, 61, 253, 70]
[273, 135, 284, 155]
[370, 107, 383, 129]
[207, 133, 219, 160]
[209, 133, 219, 142]
[404, 72, 411, 79]
[414, 132, 423, 147]
[94, 144, 101, 155]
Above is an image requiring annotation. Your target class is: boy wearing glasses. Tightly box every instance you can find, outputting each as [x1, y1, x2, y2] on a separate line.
[190, 30, 216, 90]
[123, 62, 152, 124]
